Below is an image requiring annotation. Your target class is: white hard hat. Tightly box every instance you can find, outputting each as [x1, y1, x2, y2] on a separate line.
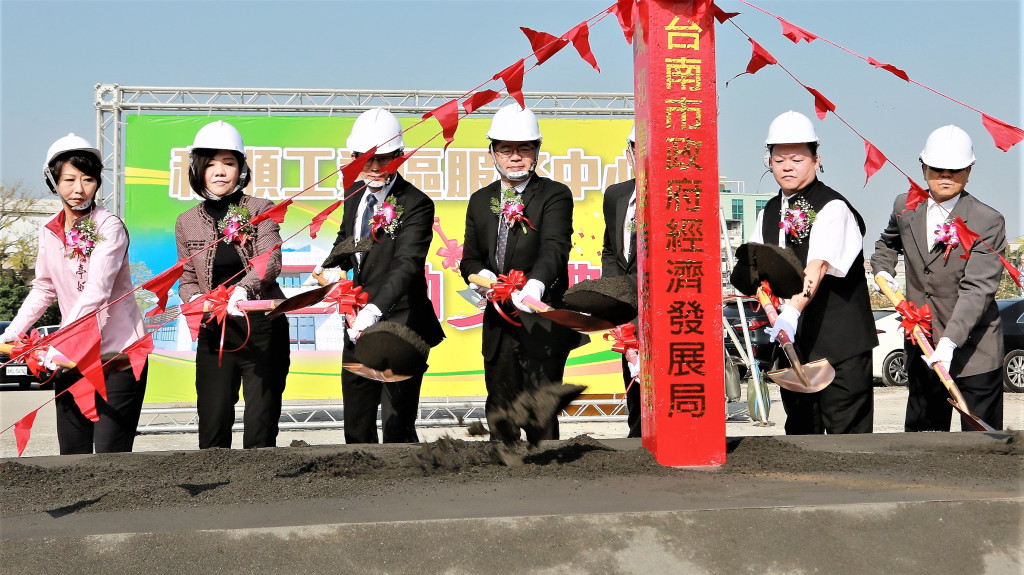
[919, 125, 975, 170]
[44, 133, 101, 168]
[627, 124, 635, 144]
[765, 110, 819, 147]
[347, 108, 404, 155]
[191, 120, 246, 155]
[486, 104, 542, 143]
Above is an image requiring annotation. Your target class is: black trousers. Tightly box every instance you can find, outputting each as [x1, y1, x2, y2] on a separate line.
[779, 351, 873, 435]
[195, 314, 290, 449]
[54, 362, 148, 455]
[619, 355, 641, 438]
[340, 339, 424, 444]
[484, 333, 569, 443]
[905, 351, 1003, 432]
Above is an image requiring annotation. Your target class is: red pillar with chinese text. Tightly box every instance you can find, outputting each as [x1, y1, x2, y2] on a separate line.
[634, 0, 725, 466]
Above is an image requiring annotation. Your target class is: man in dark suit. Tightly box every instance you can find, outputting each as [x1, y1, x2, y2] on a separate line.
[749, 111, 878, 435]
[318, 107, 445, 444]
[600, 124, 641, 437]
[461, 103, 586, 444]
[872, 125, 1006, 431]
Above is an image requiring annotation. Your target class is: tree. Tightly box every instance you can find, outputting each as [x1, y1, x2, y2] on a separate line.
[0, 182, 61, 326]
[996, 239, 1023, 300]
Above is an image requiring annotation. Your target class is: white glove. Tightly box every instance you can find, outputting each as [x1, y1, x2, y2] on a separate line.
[346, 304, 381, 342]
[188, 293, 204, 303]
[43, 346, 61, 371]
[303, 265, 325, 286]
[226, 286, 248, 317]
[320, 267, 344, 285]
[0, 328, 18, 344]
[627, 352, 640, 380]
[923, 337, 956, 371]
[876, 271, 899, 294]
[765, 305, 800, 343]
[471, 269, 497, 297]
[511, 279, 545, 314]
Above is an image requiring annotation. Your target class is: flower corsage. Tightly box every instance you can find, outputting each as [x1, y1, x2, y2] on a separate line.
[218, 205, 255, 245]
[370, 195, 403, 240]
[779, 198, 816, 244]
[490, 188, 535, 233]
[933, 218, 960, 261]
[65, 218, 105, 261]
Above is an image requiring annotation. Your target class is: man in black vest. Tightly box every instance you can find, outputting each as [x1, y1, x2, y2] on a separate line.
[749, 111, 878, 434]
[317, 108, 445, 444]
[461, 104, 586, 444]
[600, 124, 641, 437]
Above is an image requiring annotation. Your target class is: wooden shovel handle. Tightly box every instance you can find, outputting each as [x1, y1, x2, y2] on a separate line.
[467, 274, 549, 312]
[0, 343, 76, 370]
[202, 299, 281, 313]
[755, 287, 794, 346]
[873, 274, 969, 407]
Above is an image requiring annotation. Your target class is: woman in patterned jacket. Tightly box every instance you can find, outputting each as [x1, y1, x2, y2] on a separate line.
[175, 121, 290, 449]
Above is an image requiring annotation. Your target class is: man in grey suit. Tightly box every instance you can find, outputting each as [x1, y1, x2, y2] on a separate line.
[871, 125, 1006, 431]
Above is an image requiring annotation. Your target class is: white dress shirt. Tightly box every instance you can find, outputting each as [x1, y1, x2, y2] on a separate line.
[925, 194, 961, 249]
[623, 191, 636, 260]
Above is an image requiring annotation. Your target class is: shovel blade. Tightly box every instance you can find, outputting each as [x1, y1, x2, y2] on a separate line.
[767, 359, 835, 393]
[268, 284, 336, 317]
[946, 398, 997, 432]
[536, 309, 616, 332]
[342, 363, 413, 382]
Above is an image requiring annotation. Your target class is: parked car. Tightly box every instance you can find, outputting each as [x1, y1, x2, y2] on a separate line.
[998, 298, 1024, 393]
[723, 296, 780, 379]
[872, 308, 908, 387]
[0, 322, 60, 390]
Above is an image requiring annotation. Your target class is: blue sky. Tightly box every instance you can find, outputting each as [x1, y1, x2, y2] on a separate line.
[2, 0, 1021, 245]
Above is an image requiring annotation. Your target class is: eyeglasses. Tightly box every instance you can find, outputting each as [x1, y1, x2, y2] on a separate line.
[493, 144, 537, 158]
[924, 165, 969, 175]
[353, 153, 399, 166]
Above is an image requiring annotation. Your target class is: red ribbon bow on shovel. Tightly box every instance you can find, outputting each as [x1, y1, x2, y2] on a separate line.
[11, 329, 56, 383]
[203, 284, 250, 365]
[322, 280, 369, 315]
[896, 300, 933, 341]
[603, 323, 639, 355]
[487, 269, 527, 326]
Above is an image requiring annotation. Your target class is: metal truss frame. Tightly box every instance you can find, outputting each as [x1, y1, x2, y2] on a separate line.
[94, 84, 635, 217]
[136, 398, 629, 434]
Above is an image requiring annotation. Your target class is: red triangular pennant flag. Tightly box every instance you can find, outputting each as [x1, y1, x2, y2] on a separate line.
[180, 295, 207, 341]
[250, 243, 281, 281]
[611, 0, 636, 44]
[310, 200, 342, 240]
[867, 57, 910, 82]
[804, 86, 836, 120]
[69, 379, 99, 422]
[249, 198, 292, 225]
[384, 144, 424, 175]
[123, 332, 154, 380]
[50, 315, 105, 400]
[493, 59, 526, 109]
[713, 5, 740, 23]
[14, 409, 38, 456]
[779, 17, 817, 43]
[903, 178, 929, 214]
[999, 253, 1023, 289]
[423, 99, 460, 149]
[462, 90, 501, 115]
[863, 140, 887, 187]
[981, 113, 1024, 152]
[341, 145, 377, 191]
[953, 217, 979, 259]
[727, 39, 778, 86]
[142, 263, 184, 317]
[564, 22, 600, 72]
[520, 27, 568, 65]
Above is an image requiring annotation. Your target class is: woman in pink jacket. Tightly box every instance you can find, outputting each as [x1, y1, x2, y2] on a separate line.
[0, 134, 148, 454]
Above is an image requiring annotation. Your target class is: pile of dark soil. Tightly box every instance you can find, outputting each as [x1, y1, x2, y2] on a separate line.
[2, 433, 1020, 517]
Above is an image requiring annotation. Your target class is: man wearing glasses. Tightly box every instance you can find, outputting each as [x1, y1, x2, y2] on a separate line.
[600, 124, 641, 437]
[872, 125, 1006, 431]
[461, 103, 586, 444]
[747, 110, 877, 435]
[317, 107, 445, 444]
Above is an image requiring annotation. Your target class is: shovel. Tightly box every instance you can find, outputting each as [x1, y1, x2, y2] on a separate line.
[341, 363, 412, 382]
[467, 274, 616, 333]
[0, 343, 131, 374]
[873, 274, 995, 432]
[755, 287, 835, 393]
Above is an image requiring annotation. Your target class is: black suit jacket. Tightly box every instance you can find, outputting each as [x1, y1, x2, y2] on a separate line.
[600, 179, 638, 282]
[323, 174, 444, 347]
[461, 176, 586, 361]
